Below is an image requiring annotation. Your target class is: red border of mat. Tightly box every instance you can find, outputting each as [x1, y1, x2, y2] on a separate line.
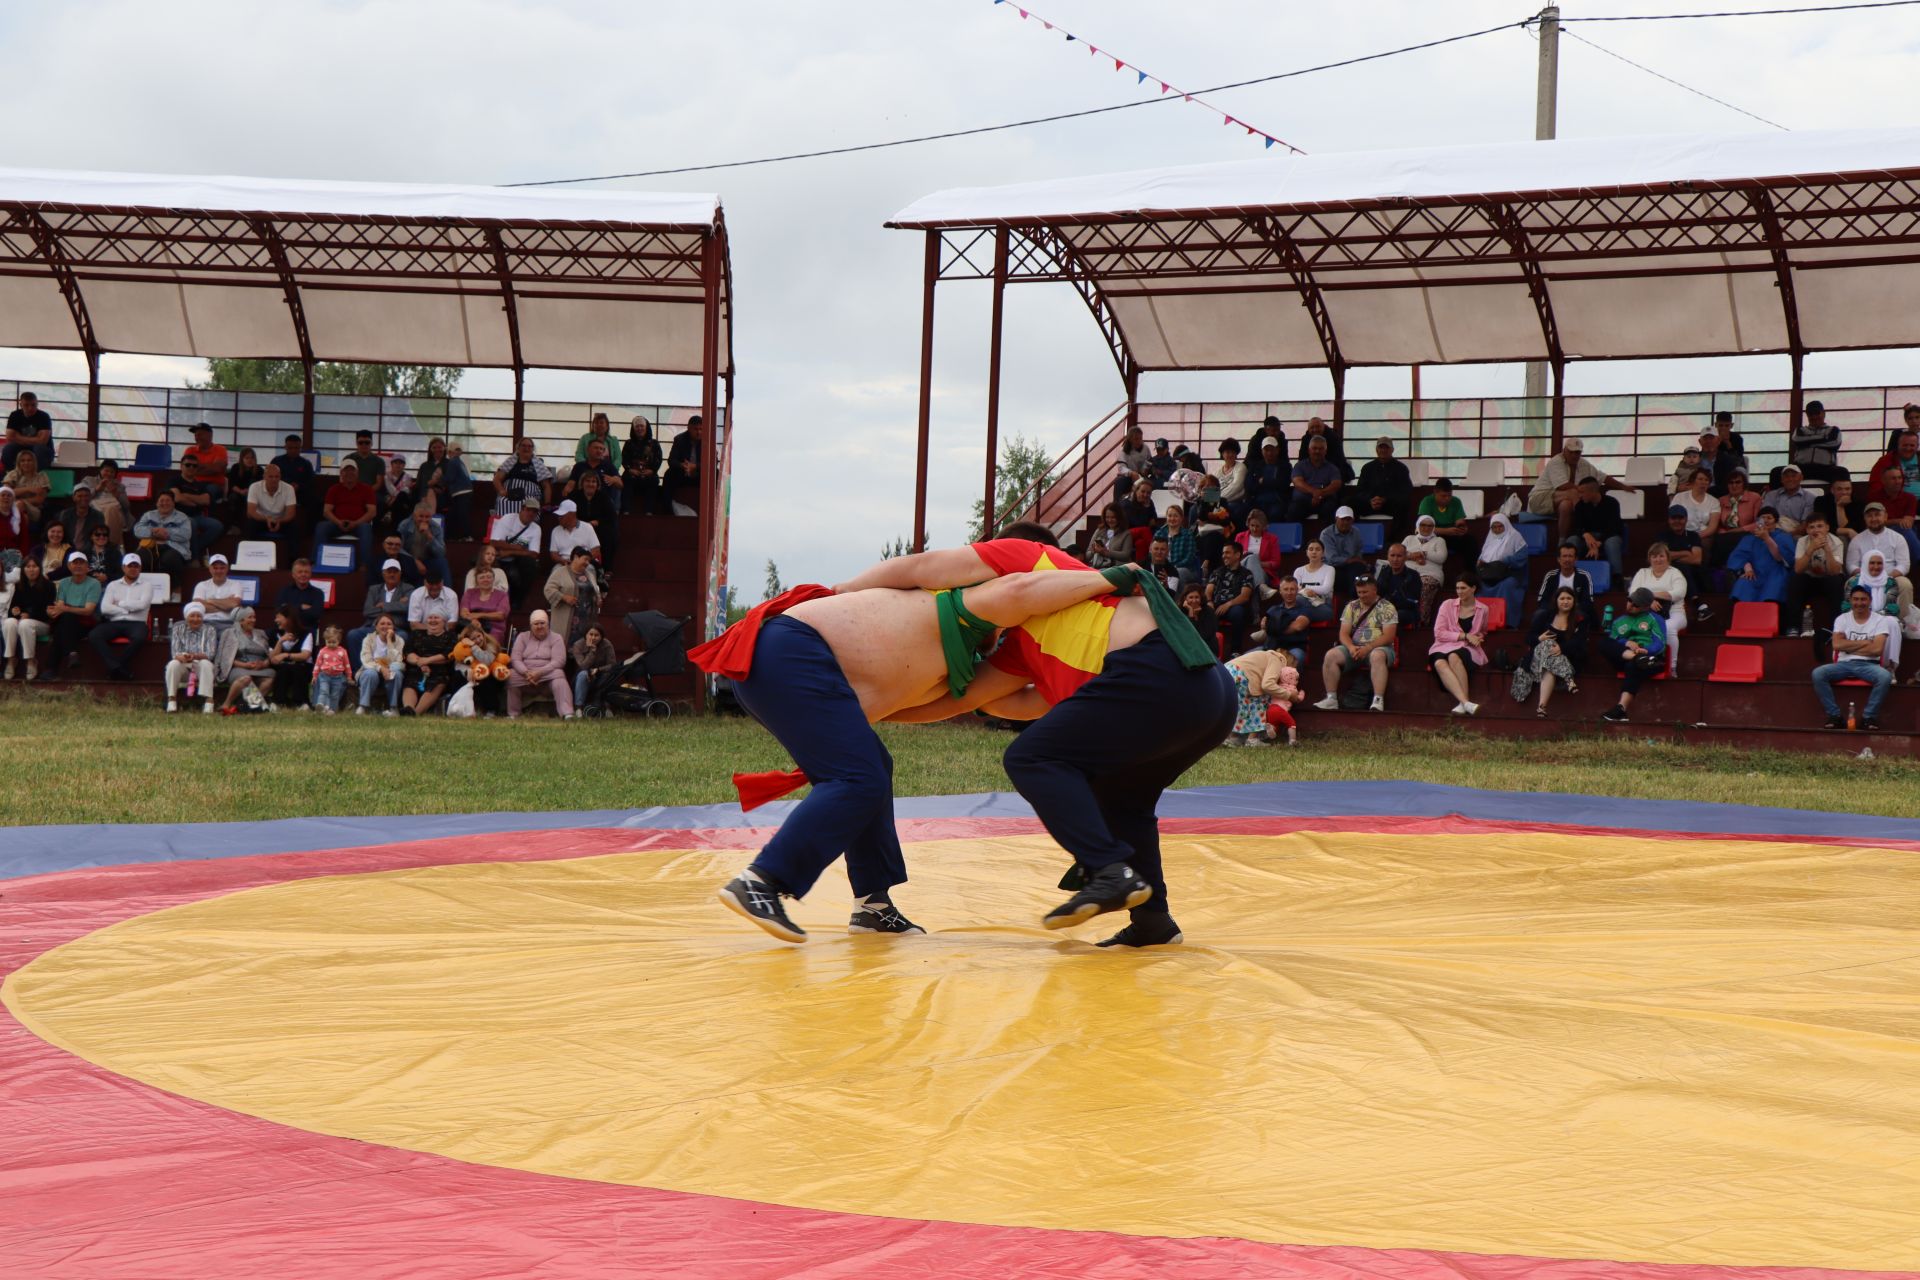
[2, 817, 1911, 1280]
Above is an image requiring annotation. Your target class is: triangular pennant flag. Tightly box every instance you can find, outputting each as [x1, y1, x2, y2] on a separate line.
[1043, 20, 1051, 28]
[1136, 70, 1147, 84]
[1160, 81, 1171, 93]
[1017, 8, 1027, 17]
[1264, 137, 1277, 149]
[1246, 125, 1256, 135]
[1223, 115, 1235, 127]
[1183, 94, 1192, 102]
[1114, 57, 1124, 70]
[1088, 45, 1098, 56]
[1064, 33, 1074, 40]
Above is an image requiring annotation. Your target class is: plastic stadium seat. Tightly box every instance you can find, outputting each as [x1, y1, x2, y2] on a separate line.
[1458, 490, 1487, 521]
[1725, 601, 1779, 639]
[315, 542, 358, 575]
[1622, 455, 1667, 486]
[233, 541, 277, 571]
[1480, 597, 1507, 631]
[313, 577, 339, 608]
[227, 575, 262, 607]
[131, 443, 172, 471]
[1573, 560, 1608, 595]
[1272, 522, 1304, 553]
[1462, 458, 1505, 488]
[1518, 522, 1551, 555]
[1310, 596, 1339, 629]
[45, 469, 74, 499]
[1151, 491, 1180, 517]
[1614, 489, 1646, 520]
[1404, 458, 1431, 486]
[1356, 522, 1386, 554]
[1707, 644, 1765, 683]
[52, 439, 96, 469]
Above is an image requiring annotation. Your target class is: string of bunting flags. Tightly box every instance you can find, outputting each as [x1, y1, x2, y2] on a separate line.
[991, 0, 1304, 153]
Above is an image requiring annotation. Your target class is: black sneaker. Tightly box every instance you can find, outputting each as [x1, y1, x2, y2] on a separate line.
[716, 874, 806, 943]
[848, 898, 926, 935]
[1096, 913, 1185, 948]
[1825, 715, 1847, 729]
[1043, 863, 1152, 930]
[1863, 717, 1884, 731]
[1601, 705, 1629, 723]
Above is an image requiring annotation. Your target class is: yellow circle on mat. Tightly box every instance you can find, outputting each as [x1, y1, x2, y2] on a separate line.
[8, 831, 1920, 1270]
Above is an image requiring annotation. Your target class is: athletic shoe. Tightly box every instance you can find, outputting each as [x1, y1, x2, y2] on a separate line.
[1243, 735, 1269, 748]
[1312, 694, 1339, 711]
[1824, 715, 1846, 729]
[1785, 628, 1801, 639]
[1863, 717, 1884, 731]
[1601, 705, 1629, 723]
[202, 702, 215, 714]
[381, 708, 396, 718]
[848, 899, 926, 935]
[354, 706, 367, 716]
[1220, 735, 1242, 748]
[1369, 695, 1386, 712]
[166, 699, 178, 713]
[1449, 702, 1466, 715]
[1695, 603, 1713, 622]
[1461, 701, 1480, 717]
[1043, 863, 1151, 930]
[1096, 913, 1185, 948]
[717, 873, 806, 943]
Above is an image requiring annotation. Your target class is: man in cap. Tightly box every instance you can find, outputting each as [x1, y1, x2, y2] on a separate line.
[1670, 442, 1705, 495]
[1245, 415, 1289, 475]
[165, 601, 220, 713]
[313, 459, 377, 568]
[489, 493, 545, 603]
[548, 498, 601, 567]
[1528, 437, 1631, 538]
[1709, 411, 1749, 491]
[1246, 435, 1291, 523]
[190, 553, 245, 630]
[1355, 436, 1414, 535]
[1600, 588, 1668, 723]
[349, 557, 413, 672]
[1762, 464, 1816, 537]
[1319, 505, 1369, 596]
[1148, 436, 1178, 486]
[1812, 584, 1898, 730]
[1787, 400, 1847, 485]
[44, 549, 102, 678]
[1286, 433, 1344, 522]
[89, 553, 152, 681]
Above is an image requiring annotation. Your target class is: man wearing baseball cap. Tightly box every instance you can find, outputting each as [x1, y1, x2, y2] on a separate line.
[1527, 437, 1632, 539]
[349, 557, 413, 673]
[547, 498, 601, 567]
[89, 553, 152, 681]
[1320, 504, 1370, 596]
[1600, 588, 1668, 723]
[190, 553, 244, 629]
[489, 492, 545, 604]
[44, 549, 102, 679]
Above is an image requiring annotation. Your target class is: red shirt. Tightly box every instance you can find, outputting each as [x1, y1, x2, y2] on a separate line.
[324, 482, 376, 522]
[976, 539, 1119, 705]
[1874, 488, 1917, 523]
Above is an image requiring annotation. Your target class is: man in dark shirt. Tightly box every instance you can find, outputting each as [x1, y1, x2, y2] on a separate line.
[274, 558, 328, 638]
[1356, 435, 1415, 536]
[1659, 506, 1709, 612]
[1244, 415, 1289, 475]
[1299, 416, 1353, 483]
[1147, 437, 1178, 487]
[1709, 412, 1748, 494]
[1286, 435, 1344, 523]
[1259, 576, 1313, 663]
[1535, 539, 1603, 627]
[3, 390, 54, 470]
[1569, 477, 1626, 585]
[344, 430, 384, 490]
[1246, 437, 1291, 523]
[1207, 540, 1256, 655]
[667, 415, 703, 514]
[1373, 541, 1425, 628]
[270, 433, 318, 528]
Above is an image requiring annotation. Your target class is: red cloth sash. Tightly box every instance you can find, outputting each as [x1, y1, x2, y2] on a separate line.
[688, 583, 836, 809]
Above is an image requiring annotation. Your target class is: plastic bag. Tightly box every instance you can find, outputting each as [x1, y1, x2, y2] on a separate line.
[445, 683, 476, 719]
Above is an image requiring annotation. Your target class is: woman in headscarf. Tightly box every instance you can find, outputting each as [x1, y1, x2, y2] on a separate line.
[1475, 513, 1529, 625]
[0, 486, 30, 565]
[1846, 551, 1907, 675]
[1401, 514, 1449, 625]
[508, 608, 573, 718]
[622, 415, 664, 515]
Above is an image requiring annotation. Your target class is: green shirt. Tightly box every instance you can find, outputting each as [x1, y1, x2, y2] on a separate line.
[1418, 495, 1466, 526]
[1609, 611, 1663, 648]
[56, 574, 102, 610]
[576, 431, 623, 469]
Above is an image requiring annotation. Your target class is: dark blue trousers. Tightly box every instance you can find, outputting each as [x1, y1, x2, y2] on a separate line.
[732, 617, 907, 901]
[1002, 632, 1237, 917]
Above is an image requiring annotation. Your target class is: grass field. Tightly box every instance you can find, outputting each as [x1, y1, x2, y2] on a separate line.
[2, 689, 1916, 827]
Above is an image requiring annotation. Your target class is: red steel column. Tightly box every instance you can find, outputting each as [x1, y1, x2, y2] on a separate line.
[694, 233, 722, 712]
[981, 226, 1008, 537]
[912, 229, 938, 552]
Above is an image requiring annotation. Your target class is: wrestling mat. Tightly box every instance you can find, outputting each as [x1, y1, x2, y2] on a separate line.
[4, 782, 1918, 1279]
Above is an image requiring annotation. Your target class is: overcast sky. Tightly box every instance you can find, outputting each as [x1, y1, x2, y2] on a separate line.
[6, 0, 1920, 587]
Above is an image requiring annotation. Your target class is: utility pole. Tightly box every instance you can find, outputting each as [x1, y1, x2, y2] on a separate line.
[1524, 5, 1559, 406]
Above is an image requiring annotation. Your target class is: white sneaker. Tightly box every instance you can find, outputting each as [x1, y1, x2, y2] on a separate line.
[354, 706, 366, 716]
[1461, 701, 1480, 717]
[1220, 735, 1242, 748]
[1449, 702, 1466, 715]
[203, 701, 215, 714]
[265, 702, 280, 713]
[1313, 694, 1340, 711]
[323, 707, 337, 716]
[166, 699, 178, 713]
[1244, 735, 1270, 748]
[1369, 695, 1386, 712]
[381, 708, 396, 718]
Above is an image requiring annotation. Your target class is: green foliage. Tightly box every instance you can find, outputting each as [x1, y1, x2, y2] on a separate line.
[763, 559, 784, 603]
[969, 433, 1056, 541]
[199, 359, 463, 399]
[879, 536, 913, 560]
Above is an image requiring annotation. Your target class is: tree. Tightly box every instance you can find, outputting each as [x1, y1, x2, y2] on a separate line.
[879, 536, 912, 560]
[198, 359, 463, 398]
[968, 433, 1056, 541]
[763, 559, 784, 603]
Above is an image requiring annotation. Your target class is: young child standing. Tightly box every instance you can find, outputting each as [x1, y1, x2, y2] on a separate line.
[1224, 647, 1302, 747]
[310, 625, 351, 714]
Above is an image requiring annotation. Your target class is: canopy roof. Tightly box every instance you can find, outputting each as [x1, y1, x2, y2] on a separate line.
[891, 127, 1920, 372]
[0, 167, 730, 376]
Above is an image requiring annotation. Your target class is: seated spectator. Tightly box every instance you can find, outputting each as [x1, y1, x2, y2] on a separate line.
[1785, 514, 1848, 637]
[164, 602, 220, 714]
[376, 455, 418, 537]
[1871, 465, 1920, 567]
[1320, 507, 1369, 596]
[1896, 403, 1920, 455]
[1224, 647, 1301, 748]
[88, 553, 151, 681]
[1206, 541, 1256, 654]
[224, 448, 264, 525]
[269, 433, 318, 513]
[217, 608, 275, 714]
[1672, 466, 1717, 537]
[1236, 508, 1282, 590]
[548, 499, 602, 568]
[58, 486, 107, 550]
[1709, 412, 1749, 491]
[1246, 436, 1290, 523]
[1215, 440, 1249, 524]
[1143, 537, 1182, 596]
[545, 547, 602, 644]
[1659, 505, 1710, 615]
[408, 568, 460, 634]
[356, 613, 406, 715]
[1845, 552, 1907, 628]
[1417, 477, 1470, 552]
[571, 622, 618, 718]
[415, 438, 471, 540]
[453, 620, 510, 718]
[1729, 508, 1794, 604]
[1782, 401, 1847, 485]
[43, 550, 99, 678]
[1762, 465, 1816, 536]
[4, 449, 51, 527]
[1401, 515, 1449, 624]
[570, 468, 620, 566]
[1669, 443, 1704, 495]
[79, 459, 132, 544]
[1148, 436, 1179, 487]
[3, 554, 53, 679]
[1300, 416, 1353, 483]
[1086, 504, 1133, 569]
[266, 605, 313, 710]
[1630, 543, 1690, 672]
[1373, 541, 1424, 626]
[494, 437, 555, 517]
[1245, 416, 1288, 475]
[313, 460, 378, 568]
[1868, 428, 1919, 505]
[461, 566, 512, 643]
[490, 494, 546, 604]
[508, 609, 572, 718]
[1111, 425, 1152, 503]
[1428, 574, 1489, 716]
[1512, 586, 1588, 717]
[621, 417, 664, 516]
[1816, 476, 1864, 547]
[1154, 502, 1200, 580]
[2, 390, 52, 471]
[1845, 502, 1913, 612]
[563, 436, 623, 511]
[0, 486, 31, 563]
[1119, 477, 1158, 535]
[1286, 434, 1343, 523]
[1709, 471, 1762, 567]
[399, 507, 450, 586]
[1355, 436, 1413, 534]
[193, 553, 246, 627]
[1600, 588, 1669, 723]
[1191, 481, 1234, 571]
[245, 462, 299, 544]
[168, 456, 226, 564]
[32, 520, 73, 582]
[1179, 583, 1218, 654]
[1257, 576, 1314, 664]
[132, 490, 194, 576]
[1293, 539, 1337, 621]
[350, 558, 414, 672]
[1569, 476, 1627, 585]
[275, 558, 326, 640]
[310, 625, 351, 714]
[578, 411, 623, 471]
[1528, 438, 1628, 538]
[1536, 539, 1601, 627]
[343, 431, 384, 493]
[1474, 513, 1529, 626]
[401, 611, 459, 716]
[1313, 574, 1397, 712]
[1812, 585, 1898, 730]
[181, 421, 229, 494]
[79, 521, 119, 585]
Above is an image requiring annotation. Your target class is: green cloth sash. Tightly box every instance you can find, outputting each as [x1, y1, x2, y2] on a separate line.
[1098, 565, 1219, 670]
[934, 587, 1000, 698]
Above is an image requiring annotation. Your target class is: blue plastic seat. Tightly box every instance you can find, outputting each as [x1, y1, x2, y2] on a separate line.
[1272, 522, 1304, 553]
[1356, 522, 1387, 554]
[1519, 522, 1552, 555]
[1577, 559, 1611, 595]
[131, 442, 172, 471]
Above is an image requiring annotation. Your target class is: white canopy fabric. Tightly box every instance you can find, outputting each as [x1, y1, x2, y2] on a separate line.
[891, 128, 1920, 371]
[0, 167, 729, 376]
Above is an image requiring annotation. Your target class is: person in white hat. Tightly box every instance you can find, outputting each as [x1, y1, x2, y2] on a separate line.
[190, 552, 244, 630]
[348, 557, 412, 672]
[165, 601, 219, 713]
[488, 493, 544, 604]
[1527, 437, 1631, 539]
[88, 553, 152, 680]
[546, 497, 601, 568]
[42, 550, 103, 679]
[1318, 504, 1371, 596]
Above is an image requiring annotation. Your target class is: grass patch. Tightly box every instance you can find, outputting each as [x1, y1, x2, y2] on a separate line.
[2, 688, 1916, 827]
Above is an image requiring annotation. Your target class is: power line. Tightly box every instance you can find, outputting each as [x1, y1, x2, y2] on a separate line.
[1560, 27, 1792, 129]
[1554, 0, 1920, 20]
[504, 19, 1529, 186]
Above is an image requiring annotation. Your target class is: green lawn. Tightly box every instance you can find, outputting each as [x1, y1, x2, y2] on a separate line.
[1, 689, 1914, 827]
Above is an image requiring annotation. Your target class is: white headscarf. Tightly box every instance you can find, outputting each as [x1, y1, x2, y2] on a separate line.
[1858, 552, 1891, 613]
[1478, 514, 1525, 564]
[0, 485, 16, 536]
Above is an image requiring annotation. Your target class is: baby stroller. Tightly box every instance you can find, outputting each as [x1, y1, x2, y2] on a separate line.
[591, 610, 687, 718]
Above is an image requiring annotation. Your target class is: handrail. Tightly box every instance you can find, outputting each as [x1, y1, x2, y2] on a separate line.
[1004, 401, 1128, 532]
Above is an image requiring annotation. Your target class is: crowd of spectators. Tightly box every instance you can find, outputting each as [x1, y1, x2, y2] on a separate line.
[0, 395, 703, 718]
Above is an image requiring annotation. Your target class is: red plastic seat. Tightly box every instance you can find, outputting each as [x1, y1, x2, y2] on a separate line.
[1309, 595, 1340, 629]
[1480, 597, 1507, 631]
[1706, 644, 1765, 683]
[1724, 601, 1779, 639]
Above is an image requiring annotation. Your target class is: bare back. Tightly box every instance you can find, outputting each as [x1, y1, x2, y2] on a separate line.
[782, 589, 952, 721]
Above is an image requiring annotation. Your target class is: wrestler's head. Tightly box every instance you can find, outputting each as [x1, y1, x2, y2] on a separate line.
[995, 520, 1059, 547]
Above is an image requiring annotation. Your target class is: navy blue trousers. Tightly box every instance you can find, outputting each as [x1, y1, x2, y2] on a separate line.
[1002, 632, 1237, 917]
[732, 617, 907, 901]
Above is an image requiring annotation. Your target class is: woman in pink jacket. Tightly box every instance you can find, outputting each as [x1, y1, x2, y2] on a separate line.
[1429, 571, 1490, 717]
